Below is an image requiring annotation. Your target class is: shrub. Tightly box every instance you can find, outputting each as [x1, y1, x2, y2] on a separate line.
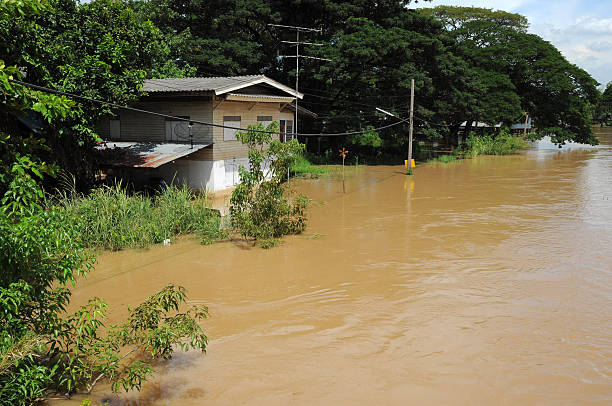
[230, 122, 309, 245]
[457, 130, 529, 158]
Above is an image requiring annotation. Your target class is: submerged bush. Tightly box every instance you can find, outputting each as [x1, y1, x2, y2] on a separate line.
[230, 122, 309, 245]
[457, 130, 529, 158]
[56, 183, 222, 250]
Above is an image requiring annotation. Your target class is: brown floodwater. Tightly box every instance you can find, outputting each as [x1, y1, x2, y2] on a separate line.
[53, 129, 612, 405]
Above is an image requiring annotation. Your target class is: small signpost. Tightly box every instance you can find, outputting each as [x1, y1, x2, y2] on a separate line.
[339, 147, 348, 193]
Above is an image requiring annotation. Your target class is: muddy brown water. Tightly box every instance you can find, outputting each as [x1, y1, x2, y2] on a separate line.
[52, 129, 612, 405]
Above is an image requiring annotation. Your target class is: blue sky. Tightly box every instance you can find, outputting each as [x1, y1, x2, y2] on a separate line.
[412, 0, 612, 88]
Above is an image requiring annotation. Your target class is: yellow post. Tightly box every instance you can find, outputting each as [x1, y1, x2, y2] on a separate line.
[410, 159, 416, 168]
[404, 160, 409, 168]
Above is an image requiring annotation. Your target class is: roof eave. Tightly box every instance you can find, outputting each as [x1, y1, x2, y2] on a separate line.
[215, 77, 304, 99]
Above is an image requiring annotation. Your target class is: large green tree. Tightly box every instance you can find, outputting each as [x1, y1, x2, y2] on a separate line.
[595, 82, 612, 124]
[421, 6, 599, 145]
[0, 0, 193, 190]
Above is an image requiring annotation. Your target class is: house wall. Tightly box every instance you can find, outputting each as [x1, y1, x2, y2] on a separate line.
[98, 95, 289, 192]
[155, 157, 251, 192]
[212, 100, 282, 160]
[98, 99, 214, 144]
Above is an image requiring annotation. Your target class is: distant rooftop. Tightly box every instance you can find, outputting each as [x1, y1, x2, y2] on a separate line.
[143, 75, 303, 99]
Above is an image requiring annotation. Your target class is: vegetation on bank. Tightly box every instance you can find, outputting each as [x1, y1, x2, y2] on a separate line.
[456, 132, 530, 158]
[291, 154, 328, 178]
[56, 183, 223, 250]
[428, 154, 458, 164]
[0, 186, 210, 405]
[426, 131, 530, 164]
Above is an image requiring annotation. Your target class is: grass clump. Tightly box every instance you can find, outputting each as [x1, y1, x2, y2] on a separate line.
[428, 154, 457, 163]
[56, 183, 222, 250]
[457, 130, 529, 158]
[290, 154, 327, 178]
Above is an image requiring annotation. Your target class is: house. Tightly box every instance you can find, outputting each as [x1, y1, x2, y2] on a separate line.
[97, 75, 314, 192]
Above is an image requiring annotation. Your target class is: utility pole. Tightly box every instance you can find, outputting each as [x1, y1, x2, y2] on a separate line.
[408, 78, 415, 172]
[523, 112, 529, 137]
[269, 24, 330, 140]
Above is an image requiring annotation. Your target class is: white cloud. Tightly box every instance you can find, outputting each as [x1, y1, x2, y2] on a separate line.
[412, 1, 612, 87]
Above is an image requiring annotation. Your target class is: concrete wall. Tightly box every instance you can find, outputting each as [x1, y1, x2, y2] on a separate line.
[155, 157, 253, 192]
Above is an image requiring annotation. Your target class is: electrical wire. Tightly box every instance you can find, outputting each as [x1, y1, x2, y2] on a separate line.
[10, 79, 406, 137]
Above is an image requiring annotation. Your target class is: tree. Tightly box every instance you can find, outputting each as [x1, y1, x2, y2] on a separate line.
[1, 3, 210, 403]
[230, 122, 308, 247]
[595, 82, 612, 124]
[0, 0, 194, 191]
[421, 6, 599, 145]
[132, 0, 282, 76]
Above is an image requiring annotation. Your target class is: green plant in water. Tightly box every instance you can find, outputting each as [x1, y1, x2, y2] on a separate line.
[1, 181, 210, 404]
[230, 122, 309, 246]
[290, 154, 327, 178]
[55, 182, 222, 251]
[428, 154, 458, 163]
[457, 129, 529, 158]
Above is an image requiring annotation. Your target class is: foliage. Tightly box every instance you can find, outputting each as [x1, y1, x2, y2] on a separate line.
[56, 182, 223, 251]
[290, 154, 327, 178]
[230, 122, 308, 245]
[428, 154, 457, 163]
[1, 4, 212, 398]
[0, 193, 211, 404]
[421, 6, 599, 146]
[0, 0, 193, 191]
[595, 82, 612, 124]
[456, 130, 529, 158]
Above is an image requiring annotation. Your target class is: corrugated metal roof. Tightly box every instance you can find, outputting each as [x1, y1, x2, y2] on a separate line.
[98, 142, 212, 168]
[143, 75, 303, 98]
[225, 93, 296, 102]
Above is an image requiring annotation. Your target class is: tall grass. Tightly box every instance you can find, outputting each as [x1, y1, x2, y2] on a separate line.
[428, 154, 458, 163]
[55, 183, 222, 251]
[291, 154, 327, 178]
[458, 131, 529, 158]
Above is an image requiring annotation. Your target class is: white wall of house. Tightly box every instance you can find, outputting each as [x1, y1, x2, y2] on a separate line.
[156, 157, 256, 192]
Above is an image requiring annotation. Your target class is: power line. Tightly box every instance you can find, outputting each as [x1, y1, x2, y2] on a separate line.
[9, 78, 405, 137]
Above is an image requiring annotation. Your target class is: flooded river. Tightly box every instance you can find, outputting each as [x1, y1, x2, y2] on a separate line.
[57, 129, 612, 405]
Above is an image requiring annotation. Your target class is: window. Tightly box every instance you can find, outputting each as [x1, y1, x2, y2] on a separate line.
[223, 116, 241, 141]
[280, 119, 294, 142]
[285, 120, 294, 141]
[257, 116, 273, 128]
[165, 116, 189, 142]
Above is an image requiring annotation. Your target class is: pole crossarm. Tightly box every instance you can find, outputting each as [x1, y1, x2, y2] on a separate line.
[281, 41, 324, 46]
[268, 23, 322, 33]
[280, 55, 332, 61]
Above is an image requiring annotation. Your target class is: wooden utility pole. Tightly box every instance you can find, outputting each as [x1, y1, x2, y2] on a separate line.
[408, 78, 415, 171]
